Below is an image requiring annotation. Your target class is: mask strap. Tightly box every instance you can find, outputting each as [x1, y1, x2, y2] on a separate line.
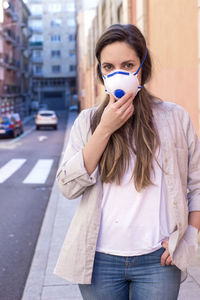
[134, 48, 148, 76]
[98, 64, 106, 79]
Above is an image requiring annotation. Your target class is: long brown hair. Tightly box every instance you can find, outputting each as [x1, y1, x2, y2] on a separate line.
[92, 24, 161, 191]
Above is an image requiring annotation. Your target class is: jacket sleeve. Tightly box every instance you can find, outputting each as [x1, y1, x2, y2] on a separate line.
[56, 109, 99, 200]
[185, 111, 200, 212]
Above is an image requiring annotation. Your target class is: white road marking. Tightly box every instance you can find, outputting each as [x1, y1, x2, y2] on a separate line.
[23, 159, 53, 184]
[38, 136, 48, 142]
[0, 159, 27, 183]
[0, 142, 22, 150]
[8, 126, 35, 144]
[0, 126, 35, 149]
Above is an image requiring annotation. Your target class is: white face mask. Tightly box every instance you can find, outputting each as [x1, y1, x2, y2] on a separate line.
[100, 48, 147, 99]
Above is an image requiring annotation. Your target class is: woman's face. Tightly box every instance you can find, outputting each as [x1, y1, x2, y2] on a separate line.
[100, 41, 141, 83]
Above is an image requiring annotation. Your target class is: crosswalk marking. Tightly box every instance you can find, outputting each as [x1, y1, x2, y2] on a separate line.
[0, 159, 27, 183]
[23, 159, 53, 184]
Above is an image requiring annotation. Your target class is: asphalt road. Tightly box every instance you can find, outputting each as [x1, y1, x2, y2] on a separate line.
[0, 111, 68, 300]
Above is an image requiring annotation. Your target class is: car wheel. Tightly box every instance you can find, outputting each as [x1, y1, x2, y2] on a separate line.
[36, 126, 40, 130]
[54, 125, 57, 130]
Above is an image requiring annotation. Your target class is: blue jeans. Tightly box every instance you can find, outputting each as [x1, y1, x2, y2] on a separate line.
[79, 248, 181, 300]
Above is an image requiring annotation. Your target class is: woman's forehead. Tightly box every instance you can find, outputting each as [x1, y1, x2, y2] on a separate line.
[100, 42, 139, 63]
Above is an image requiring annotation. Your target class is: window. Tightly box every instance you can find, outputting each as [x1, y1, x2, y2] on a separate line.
[69, 65, 76, 72]
[30, 34, 43, 42]
[67, 19, 76, 27]
[34, 65, 43, 74]
[69, 49, 76, 56]
[30, 4, 43, 15]
[65, 3, 75, 12]
[29, 20, 43, 29]
[50, 19, 62, 27]
[33, 50, 42, 57]
[51, 50, 61, 57]
[48, 4, 61, 13]
[68, 34, 75, 41]
[51, 35, 61, 42]
[52, 65, 61, 73]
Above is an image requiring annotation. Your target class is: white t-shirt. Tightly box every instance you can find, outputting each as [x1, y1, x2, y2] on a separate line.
[96, 147, 171, 256]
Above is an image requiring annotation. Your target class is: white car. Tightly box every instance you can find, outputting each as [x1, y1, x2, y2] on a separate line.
[35, 110, 58, 130]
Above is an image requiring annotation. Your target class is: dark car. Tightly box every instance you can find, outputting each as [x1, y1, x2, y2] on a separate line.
[0, 114, 23, 138]
[11, 113, 24, 134]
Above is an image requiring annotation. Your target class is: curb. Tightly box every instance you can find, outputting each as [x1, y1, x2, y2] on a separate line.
[22, 112, 78, 300]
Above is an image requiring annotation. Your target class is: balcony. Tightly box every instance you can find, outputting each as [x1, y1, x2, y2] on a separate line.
[5, 63, 17, 71]
[33, 71, 43, 77]
[4, 7, 14, 19]
[30, 41, 43, 48]
[22, 27, 33, 38]
[32, 56, 43, 63]
[32, 27, 43, 34]
[4, 56, 20, 71]
[3, 84, 20, 94]
[4, 2, 18, 22]
[21, 66, 29, 78]
[29, 13, 43, 19]
[4, 31, 17, 46]
[23, 49, 32, 58]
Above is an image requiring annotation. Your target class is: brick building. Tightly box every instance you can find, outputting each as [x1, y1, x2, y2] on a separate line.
[0, 0, 31, 117]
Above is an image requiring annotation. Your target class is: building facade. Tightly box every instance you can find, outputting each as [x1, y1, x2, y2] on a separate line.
[77, 0, 200, 136]
[134, 0, 199, 135]
[0, 0, 31, 117]
[27, 0, 77, 111]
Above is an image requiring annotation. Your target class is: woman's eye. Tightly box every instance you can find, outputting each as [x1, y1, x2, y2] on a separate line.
[124, 63, 134, 69]
[103, 65, 113, 71]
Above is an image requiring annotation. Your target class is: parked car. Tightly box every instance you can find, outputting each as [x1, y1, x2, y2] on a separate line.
[11, 113, 24, 134]
[35, 110, 58, 130]
[0, 114, 23, 138]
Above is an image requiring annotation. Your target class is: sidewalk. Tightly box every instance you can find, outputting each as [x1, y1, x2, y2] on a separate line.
[22, 112, 200, 300]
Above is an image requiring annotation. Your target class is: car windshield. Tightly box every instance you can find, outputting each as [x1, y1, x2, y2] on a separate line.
[0, 116, 10, 123]
[39, 113, 54, 117]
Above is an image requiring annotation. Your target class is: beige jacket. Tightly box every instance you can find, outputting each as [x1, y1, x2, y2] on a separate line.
[54, 100, 200, 284]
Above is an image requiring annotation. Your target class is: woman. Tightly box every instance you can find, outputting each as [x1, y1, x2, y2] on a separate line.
[54, 24, 200, 300]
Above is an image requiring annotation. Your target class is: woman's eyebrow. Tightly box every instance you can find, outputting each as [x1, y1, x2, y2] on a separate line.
[101, 62, 113, 66]
[101, 60, 136, 65]
[121, 60, 136, 64]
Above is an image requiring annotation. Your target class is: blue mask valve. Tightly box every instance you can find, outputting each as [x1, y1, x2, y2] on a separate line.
[114, 89, 125, 98]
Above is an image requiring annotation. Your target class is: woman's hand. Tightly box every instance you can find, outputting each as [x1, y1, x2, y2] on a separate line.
[99, 92, 135, 135]
[161, 240, 174, 266]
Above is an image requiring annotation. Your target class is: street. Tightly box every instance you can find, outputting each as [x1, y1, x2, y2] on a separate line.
[0, 111, 68, 300]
